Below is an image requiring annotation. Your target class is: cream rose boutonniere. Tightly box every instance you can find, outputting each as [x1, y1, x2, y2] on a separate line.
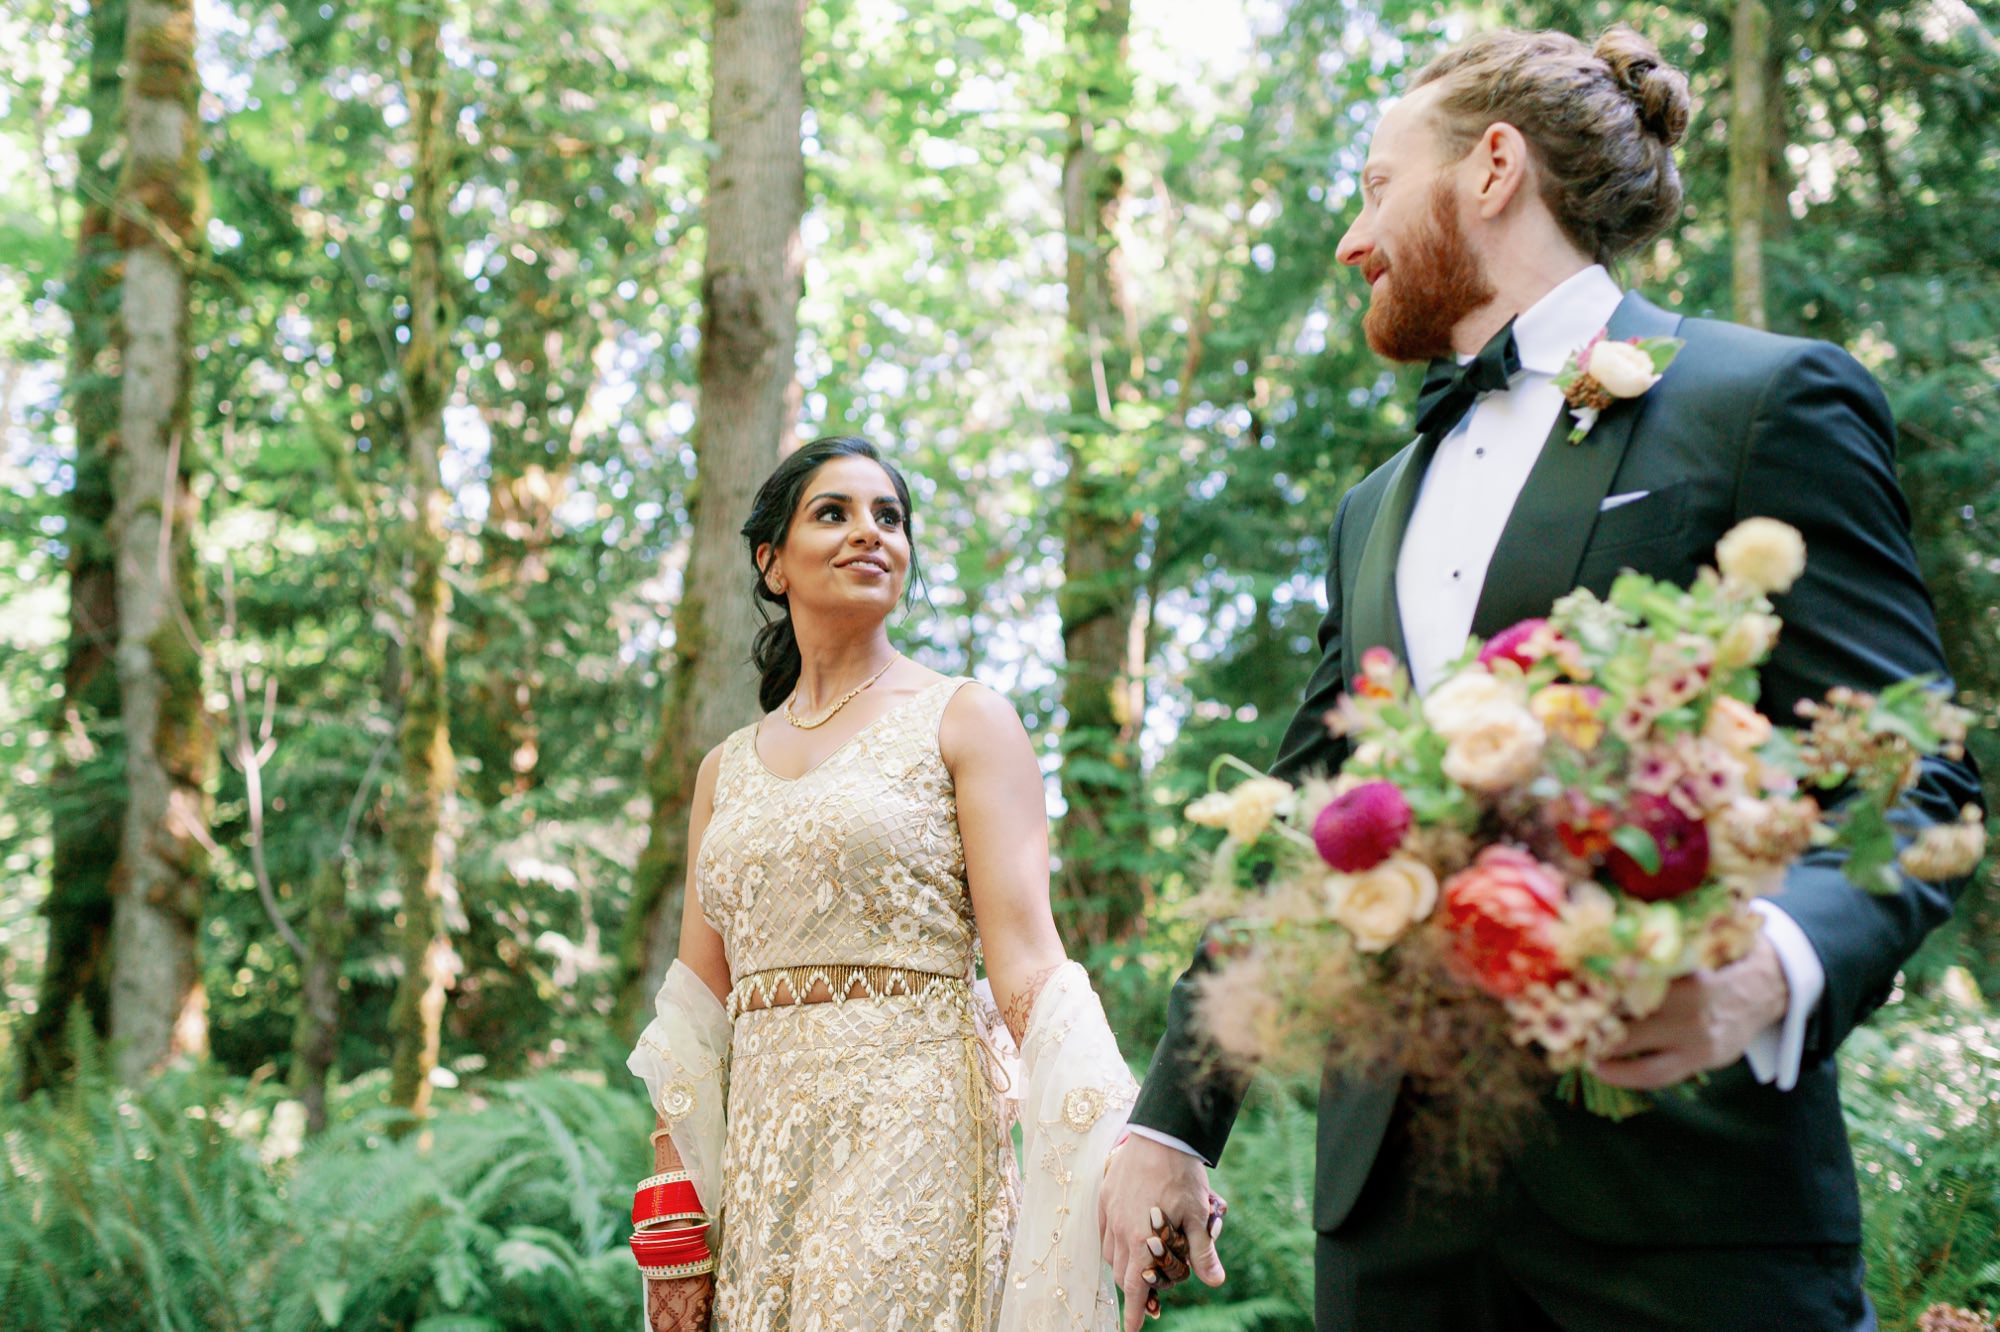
[1553, 330, 1684, 444]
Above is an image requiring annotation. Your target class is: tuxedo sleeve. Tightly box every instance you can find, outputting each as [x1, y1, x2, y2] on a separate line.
[1128, 494, 1356, 1162]
[1735, 339, 1984, 1065]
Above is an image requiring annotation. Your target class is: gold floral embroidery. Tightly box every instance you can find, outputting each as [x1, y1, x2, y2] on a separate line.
[695, 679, 1022, 1330]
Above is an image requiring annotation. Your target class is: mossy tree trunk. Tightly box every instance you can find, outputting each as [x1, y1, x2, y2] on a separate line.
[1729, 0, 1773, 330]
[106, 0, 214, 1084]
[24, 0, 127, 1099]
[613, 0, 805, 1034]
[290, 857, 352, 1134]
[1055, 0, 1147, 953]
[386, 3, 460, 1127]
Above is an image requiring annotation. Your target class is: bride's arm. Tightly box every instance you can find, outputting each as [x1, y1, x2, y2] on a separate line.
[941, 684, 1067, 1042]
[675, 746, 732, 1005]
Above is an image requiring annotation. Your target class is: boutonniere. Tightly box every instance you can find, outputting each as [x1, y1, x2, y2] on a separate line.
[1553, 331, 1684, 444]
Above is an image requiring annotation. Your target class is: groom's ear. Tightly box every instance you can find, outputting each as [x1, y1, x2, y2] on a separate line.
[1466, 120, 1533, 221]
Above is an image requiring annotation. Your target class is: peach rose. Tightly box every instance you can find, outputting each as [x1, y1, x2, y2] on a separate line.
[1703, 696, 1774, 756]
[1423, 668, 1528, 739]
[1441, 708, 1547, 792]
[1585, 339, 1662, 398]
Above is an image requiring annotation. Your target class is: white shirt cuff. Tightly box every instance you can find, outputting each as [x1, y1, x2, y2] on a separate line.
[1125, 1124, 1210, 1165]
[1741, 899, 1826, 1091]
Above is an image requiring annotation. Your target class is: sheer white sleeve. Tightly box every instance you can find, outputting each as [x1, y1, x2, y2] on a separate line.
[998, 961, 1137, 1331]
[626, 959, 731, 1216]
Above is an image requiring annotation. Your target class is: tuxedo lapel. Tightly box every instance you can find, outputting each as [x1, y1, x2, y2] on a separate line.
[1346, 432, 1441, 676]
[1469, 292, 1684, 639]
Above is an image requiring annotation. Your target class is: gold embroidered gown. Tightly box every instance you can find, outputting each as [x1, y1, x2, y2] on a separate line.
[695, 676, 1022, 1330]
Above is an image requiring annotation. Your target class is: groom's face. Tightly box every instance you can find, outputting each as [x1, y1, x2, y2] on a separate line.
[1337, 88, 1496, 363]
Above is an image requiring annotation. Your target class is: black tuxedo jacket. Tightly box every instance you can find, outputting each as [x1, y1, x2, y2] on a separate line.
[1128, 291, 1983, 1246]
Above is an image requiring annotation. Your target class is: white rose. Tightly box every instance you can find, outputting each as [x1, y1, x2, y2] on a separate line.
[1232, 776, 1296, 841]
[1423, 669, 1527, 740]
[1715, 518, 1807, 596]
[1440, 707, 1546, 792]
[1585, 339, 1662, 398]
[1323, 854, 1439, 953]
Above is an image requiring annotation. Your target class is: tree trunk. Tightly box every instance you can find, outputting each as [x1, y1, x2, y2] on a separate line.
[1055, 0, 1146, 952]
[614, 0, 805, 1033]
[290, 857, 351, 1134]
[386, 6, 460, 1126]
[106, 0, 213, 1085]
[1729, 0, 1772, 330]
[24, 0, 127, 1099]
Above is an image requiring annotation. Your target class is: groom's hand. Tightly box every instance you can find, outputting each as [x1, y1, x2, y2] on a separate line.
[1592, 934, 1791, 1089]
[1100, 1134, 1225, 1330]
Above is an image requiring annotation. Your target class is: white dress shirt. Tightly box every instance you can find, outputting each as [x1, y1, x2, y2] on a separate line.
[1133, 268, 1823, 1166]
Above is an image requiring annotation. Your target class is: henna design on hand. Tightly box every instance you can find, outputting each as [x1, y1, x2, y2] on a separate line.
[646, 1275, 713, 1330]
[1002, 962, 1065, 1043]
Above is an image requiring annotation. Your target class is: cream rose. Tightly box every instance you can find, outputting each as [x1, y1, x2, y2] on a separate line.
[1441, 708, 1546, 792]
[1715, 611, 1781, 669]
[1188, 776, 1295, 842]
[1323, 854, 1439, 953]
[1704, 696, 1774, 756]
[1716, 518, 1807, 595]
[1423, 669, 1527, 739]
[1585, 338, 1662, 398]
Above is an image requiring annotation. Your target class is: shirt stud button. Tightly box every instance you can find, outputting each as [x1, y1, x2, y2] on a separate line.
[1451, 570, 1462, 580]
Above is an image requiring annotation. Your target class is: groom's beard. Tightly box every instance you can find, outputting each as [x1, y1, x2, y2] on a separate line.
[1363, 180, 1496, 364]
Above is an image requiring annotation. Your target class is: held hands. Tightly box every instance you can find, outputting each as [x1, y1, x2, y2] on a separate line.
[1099, 1134, 1228, 1330]
[1592, 933, 1791, 1090]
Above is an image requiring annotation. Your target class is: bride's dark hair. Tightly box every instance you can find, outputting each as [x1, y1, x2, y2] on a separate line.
[741, 436, 922, 713]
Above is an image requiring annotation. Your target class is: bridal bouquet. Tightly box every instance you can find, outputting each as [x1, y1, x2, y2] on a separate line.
[1188, 518, 1982, 1134]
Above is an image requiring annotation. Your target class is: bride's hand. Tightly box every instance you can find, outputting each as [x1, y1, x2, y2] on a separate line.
[645, 1274, 713, 1331]
[1099, 1135, 1227, 1329]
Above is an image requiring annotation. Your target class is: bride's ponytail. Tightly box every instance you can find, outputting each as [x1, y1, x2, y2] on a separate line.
[739, 435, 920, 714]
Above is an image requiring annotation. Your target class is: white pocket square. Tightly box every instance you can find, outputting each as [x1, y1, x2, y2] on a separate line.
[1599, 490, 1650, 512]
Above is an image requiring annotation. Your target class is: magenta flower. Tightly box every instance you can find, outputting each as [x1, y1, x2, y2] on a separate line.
[1479, 618, 1548, 673]
[1605, 793, 1711, 901]
[1313, 780, 1413, 872]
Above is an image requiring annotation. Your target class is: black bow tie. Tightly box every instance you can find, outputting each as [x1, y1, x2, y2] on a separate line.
[1414, 319, 1521, 437]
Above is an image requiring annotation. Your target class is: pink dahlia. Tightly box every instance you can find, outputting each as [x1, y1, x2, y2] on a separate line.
[1313, 780, 1413, 872]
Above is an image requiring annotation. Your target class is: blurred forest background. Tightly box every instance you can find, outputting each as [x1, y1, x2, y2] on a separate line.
[2, 0, 1998, 1326]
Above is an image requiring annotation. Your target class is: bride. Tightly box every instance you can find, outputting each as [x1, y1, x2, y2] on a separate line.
[627, 436, 1161, 1329]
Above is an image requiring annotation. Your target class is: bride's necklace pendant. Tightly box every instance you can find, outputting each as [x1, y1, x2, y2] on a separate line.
[783, 653, 900, 730]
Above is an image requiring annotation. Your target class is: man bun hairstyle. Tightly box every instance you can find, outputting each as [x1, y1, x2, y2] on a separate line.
[1414, 25, 1693, 266]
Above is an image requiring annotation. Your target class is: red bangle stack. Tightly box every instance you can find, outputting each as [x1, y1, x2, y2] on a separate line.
[632, 1175, 703, 1229]
[631, 1222, 713, 1279]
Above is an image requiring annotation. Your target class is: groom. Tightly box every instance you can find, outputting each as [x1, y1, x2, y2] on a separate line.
[1101, 24, 1982, 1332]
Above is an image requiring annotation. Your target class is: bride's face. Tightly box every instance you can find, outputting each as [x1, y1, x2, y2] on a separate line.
[761, 457, 912, 618]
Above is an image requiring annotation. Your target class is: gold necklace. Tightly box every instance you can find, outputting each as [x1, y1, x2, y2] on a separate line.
[783, 654, 900, 730]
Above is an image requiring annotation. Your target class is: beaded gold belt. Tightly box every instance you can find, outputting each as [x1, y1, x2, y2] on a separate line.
[726, 964, 970, 1020]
